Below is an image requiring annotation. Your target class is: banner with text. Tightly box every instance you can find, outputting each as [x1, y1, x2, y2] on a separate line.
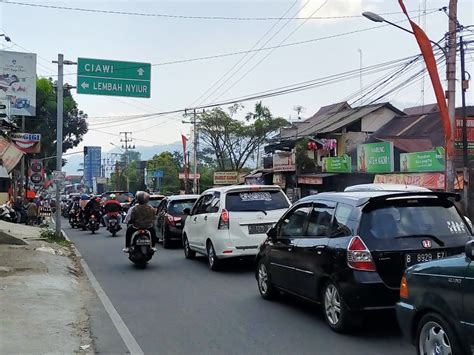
[357, 141, 394, 173]
[10, 132, 41, 153]
[322, 155, 352, 173]
[214, 171, 239, 185]
[400, 147, 445, 172]
[374, 173, 463, 190]
[454, 117, 474, 155]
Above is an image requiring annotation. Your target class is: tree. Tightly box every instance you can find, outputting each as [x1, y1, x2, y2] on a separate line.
[147, 152, 179, 194]
[24, 78, 88, 173]
[198, 102, 288, 171]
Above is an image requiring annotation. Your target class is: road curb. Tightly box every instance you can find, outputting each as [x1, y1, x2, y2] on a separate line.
[62, 228, 144, 355]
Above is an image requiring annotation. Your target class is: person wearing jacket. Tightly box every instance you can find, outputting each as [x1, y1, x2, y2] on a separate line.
[123, 191, 157, 252]
[84, 195, 102, 225]
[103, 194, 122, 228]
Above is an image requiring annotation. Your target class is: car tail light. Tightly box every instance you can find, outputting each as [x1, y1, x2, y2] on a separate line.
[218, 209, 229, 230]
[166, 214, 182, 226]
[400, 276, 409, 299]
[346, 236, 376, 272]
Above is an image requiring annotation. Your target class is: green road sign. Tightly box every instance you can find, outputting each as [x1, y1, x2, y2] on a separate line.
[77, 58, 151, 98]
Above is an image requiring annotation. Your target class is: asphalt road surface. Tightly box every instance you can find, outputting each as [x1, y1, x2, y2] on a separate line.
[65, 221, 414, 355]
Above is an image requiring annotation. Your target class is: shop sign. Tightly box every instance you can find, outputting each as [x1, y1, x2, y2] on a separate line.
[214, 171, 239, 185]
[273, 151, 295, 172]
[297, 176, 323, 185]
[374, 173, 463, 190]
[357, 141, 394, 173]
[454, 117, 474, 155]
[322, 155, 351, 173]
[400, 147, 445, 172]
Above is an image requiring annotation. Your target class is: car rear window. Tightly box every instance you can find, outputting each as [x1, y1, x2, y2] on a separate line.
[360, 198, 471, 240]
[169, 200, 197, 214]
[225, 190, 290, 212]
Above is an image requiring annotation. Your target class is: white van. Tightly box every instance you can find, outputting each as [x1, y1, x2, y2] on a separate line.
[182, 185, 291, 271]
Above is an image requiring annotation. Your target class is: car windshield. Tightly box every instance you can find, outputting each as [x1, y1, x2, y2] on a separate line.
[360, 198, 471, 239]
[225, 190, 290, 212]
[103, 192, 134, 203]
[149, 199, 162, 208]
[169, 200, 197, 215]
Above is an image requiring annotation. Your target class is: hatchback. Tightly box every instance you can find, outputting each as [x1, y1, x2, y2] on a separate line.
[255, 191, 472, 332]
[182, 185, 291, 270]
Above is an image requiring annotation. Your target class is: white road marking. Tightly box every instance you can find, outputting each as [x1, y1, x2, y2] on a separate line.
[62, 230, 144, 355]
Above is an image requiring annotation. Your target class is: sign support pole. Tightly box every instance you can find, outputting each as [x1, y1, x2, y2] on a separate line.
[55, 54, 64, 238]
[20, 116, 25, 200]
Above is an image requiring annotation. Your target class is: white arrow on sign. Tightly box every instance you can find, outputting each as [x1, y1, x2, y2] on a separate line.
[137, 68, 145, 76]
[81, 82, 90, 89]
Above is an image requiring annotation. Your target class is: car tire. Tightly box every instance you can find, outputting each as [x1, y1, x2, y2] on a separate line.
[257, 260, 277, 300]
[162, 226, 170, 249]
[183, 235, 195, 259]
[322, 281, 358, 333]
[416, 313, 463, 355]
[207, 241, 220, 271]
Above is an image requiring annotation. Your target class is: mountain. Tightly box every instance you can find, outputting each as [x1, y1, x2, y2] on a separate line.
[63, 141, 182, 175]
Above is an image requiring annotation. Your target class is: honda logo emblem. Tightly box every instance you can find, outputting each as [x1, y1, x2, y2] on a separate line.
[422, 240, 432, 249]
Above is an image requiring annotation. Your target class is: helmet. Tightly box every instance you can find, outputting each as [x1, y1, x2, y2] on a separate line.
[80, 194, 90, 200]
[109, 194, 116, 200]
[136, 191, 150, 205]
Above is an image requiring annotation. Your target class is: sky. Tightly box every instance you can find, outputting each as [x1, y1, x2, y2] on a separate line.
[1, 0, 473, 169]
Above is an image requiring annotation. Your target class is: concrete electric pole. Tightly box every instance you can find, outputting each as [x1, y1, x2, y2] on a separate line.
[120, 131, 134, 192]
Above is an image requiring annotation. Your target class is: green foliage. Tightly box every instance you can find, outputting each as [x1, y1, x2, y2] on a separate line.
[295, 138, 316, 174]
[25, 78, 88, 173]
[147, 152, 180, 194]
[40, 227, 70, 247]
[198, 102, 288, 171]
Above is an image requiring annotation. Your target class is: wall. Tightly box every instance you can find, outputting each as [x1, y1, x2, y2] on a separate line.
[361, 107, 399, 132]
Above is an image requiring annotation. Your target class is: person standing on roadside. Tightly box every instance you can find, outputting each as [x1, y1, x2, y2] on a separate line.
[26, 199, 38, 225]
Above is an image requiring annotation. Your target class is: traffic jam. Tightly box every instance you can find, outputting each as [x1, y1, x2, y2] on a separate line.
[65, 183, 474, 355]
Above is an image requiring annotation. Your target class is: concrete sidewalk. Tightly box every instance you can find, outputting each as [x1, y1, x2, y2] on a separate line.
[0, 221, 94, 354]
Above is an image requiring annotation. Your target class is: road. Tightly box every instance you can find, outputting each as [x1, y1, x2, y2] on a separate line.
[65, 221, 413, 355]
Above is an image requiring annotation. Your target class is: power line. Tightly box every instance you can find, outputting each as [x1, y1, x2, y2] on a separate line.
[2, 1, 438, 21]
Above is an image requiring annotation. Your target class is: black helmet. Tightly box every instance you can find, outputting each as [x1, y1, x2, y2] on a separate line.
[136, 191, 150, 205]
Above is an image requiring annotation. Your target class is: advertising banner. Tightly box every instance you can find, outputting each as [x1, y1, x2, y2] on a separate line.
[178, 173, 200, 180]
[357, 141, 394, 173]
[10, 132, 41, 153]
[454, 117, 474, 156]
[400, 147, 445, 172]
[0, 51, 37, 116]
[273, 151, 295, 172]
[0, 137, 23, 172]
[322, 155, 352, 173]
[28, 159, 44, 185]
[374, 173, 463, 190]
[214, 171, 239, 185]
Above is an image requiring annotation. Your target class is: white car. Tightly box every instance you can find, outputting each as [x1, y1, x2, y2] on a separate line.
[182, 185, 291, 271]
[344, 183, 431, 192]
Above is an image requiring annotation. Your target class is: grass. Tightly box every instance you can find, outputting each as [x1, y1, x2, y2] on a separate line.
[39, 227, 71, 247]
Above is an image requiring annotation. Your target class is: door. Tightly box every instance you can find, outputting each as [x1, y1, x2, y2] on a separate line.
[156, 199, 167, 239]
[191, 194, 214, 251]
[293, 201, 336, 300]
[462, 259, 474, 351]
[267, 204, 311, 292]
[186, 195, 206, 250]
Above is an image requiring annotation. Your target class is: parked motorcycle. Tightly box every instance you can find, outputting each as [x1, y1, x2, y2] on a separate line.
[106, 213, 121, 237]
[88, 213, 100, 234]
[0, 204, 17, 223]
[127, 228, 155, 268]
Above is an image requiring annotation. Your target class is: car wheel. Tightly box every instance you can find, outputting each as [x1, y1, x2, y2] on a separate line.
[416, 313, 462, 355]
[322, 282, 356, 333]
[183, 235, 195, 259]
[207, 241, 220, 271]
[257, 260, 277, 300]
[162, 226, 170, 249]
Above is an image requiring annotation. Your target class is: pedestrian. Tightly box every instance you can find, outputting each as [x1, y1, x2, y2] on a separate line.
[26, 199, 38, 226]
[13, 197, 23, 223]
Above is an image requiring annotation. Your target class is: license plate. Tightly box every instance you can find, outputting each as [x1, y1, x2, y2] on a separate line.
[175, 222, 182, 226]
[405, 251, 447, 267]
[135, 239, 151, 246]
[248, 224, 272, 235]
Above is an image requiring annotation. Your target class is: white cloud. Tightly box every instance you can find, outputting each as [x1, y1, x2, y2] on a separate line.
[299, 0, 375, 21]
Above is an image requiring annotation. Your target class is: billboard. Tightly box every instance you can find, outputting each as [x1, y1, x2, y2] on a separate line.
[322, 155, 352, 173]
[454, 117, 474, 156]
[10, 132, 41, 153]
[400, 147, 445, 173]
[83, 146, 101, 188]
[273, 151, 296, 172]
[357, 142, 394, 173]
[214, 171, 239, 185]
[0, 51, 37, 116]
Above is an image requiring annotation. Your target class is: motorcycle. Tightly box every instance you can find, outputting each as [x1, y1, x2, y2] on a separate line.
[88, 213, 100, 234]
[0, 204, 17, 223]
[127, 227, 155, 268]
[106, 213, 121, 237]
[69, 209, 80, 228]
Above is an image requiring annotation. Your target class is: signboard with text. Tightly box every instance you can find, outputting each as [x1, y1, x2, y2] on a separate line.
[273, 151, 296, 172]
[454, 117, 474, 155]
[374, 173, 463, 190]
[214, 171, 239, 185]
[400, 147, 445, 173]
[77, 58, 151, 98]
[322, 155, 352, 173]
[10, 132, 41, 153]
[357, 141, 394, 173]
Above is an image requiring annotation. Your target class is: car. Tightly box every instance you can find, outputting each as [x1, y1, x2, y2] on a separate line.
[156, 194, 200, 248]
[396, 240, 474, 355]
[344, 183, 431, 192]
[182, 185, 291, 271]
[148, 194, 166, 208]
[255, 191, 472, 332]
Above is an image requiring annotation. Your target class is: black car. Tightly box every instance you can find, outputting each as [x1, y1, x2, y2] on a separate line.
[156, 194, 200, 248]
[396, 240, 474, 355]
[255, 191, 472, 332]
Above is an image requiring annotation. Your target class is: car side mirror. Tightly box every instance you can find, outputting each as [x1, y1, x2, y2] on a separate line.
[465, 240, 474, 260]
[183, 208, 191, 216]
[464, 216, 473, 231]
[267, 226, 277, 241]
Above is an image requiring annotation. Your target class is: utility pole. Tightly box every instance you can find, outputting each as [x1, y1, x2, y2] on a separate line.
[446, 0, 458, 192]
[120, 131, 134, 191]
[460, 36, 470, 214]
[20, 116, 25, 200]
[183, 109, 201, 194]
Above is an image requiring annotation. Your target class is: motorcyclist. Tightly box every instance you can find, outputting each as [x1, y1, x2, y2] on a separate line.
[123, 191, 157, 253]
[84, 194, 102, 225]
[103, 194, 122, 228]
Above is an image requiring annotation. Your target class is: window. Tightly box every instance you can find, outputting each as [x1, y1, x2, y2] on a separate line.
[197, 194, 214, 215]
[331, 203, 353, 237]
[225, 190, 290, 212]
[169, 199, 199, 215]
[306, 203, 335, 237]
[280, 205, 311, 237]
[191, 196, 207, 215]
[205, 192, 221, 213]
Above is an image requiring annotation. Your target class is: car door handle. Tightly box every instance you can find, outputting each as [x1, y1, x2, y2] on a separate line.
[204, 216, 208, 221]
[193, 217, 197, 222]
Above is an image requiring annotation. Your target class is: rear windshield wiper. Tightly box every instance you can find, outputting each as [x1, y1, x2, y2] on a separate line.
[242, 209, 268, 215]
[395, 234, 445, 247]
